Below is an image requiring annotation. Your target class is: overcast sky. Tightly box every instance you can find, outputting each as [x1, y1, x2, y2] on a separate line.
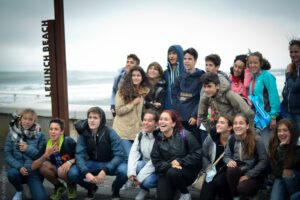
[0, 0, 299, 72]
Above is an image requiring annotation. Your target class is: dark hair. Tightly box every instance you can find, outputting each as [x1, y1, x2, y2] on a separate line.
[200, 72, 220, 85]
[87, 107, 102, 118]
[184, 48, 198, 61]
[269, 118, 299, 168]
[205, 54, 221, 66]
[160, 110, 183, 134]
[127, 54, 140, 65]
[248, 51, 271, 70]
[218, 115, 233, 128]
[230, 54, 248, 79]
[147, 62, 164, 78]
[289, 39, 300, 79]
[233, 113, 257, 158]
[143, 109, 160, 122]
[120, 66, 149, 104]
[49, 118, 65, 130]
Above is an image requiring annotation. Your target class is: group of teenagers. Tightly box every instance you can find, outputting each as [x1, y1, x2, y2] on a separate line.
[4, 39, 300, 200]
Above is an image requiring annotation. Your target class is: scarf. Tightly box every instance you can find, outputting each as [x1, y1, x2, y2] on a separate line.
[9, 113, 40, 145]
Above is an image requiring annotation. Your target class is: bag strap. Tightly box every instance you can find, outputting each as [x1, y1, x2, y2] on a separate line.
[212, 152, 225, 166]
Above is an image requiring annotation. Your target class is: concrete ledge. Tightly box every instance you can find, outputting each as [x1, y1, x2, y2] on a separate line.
[0, 103, 113, 149]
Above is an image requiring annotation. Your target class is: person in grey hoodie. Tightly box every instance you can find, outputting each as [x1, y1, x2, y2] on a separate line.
[127, 109, 159, 200]
[224, 113, 268, 199]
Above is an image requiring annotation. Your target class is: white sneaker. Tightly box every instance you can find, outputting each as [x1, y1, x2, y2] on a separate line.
[12, 191, 22, 200]
[121, 180, 135, 190]
[135, 189, 149, 200]
[178, 193, 191, 200]
[23, 185, 32, 199]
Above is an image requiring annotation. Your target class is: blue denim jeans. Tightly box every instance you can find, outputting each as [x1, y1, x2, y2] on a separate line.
[68, 160, 128, 191]
[7, 168, 47, 200]
[270, 179, 287, 200]
[291, 191, 300, 200]
[121, 139, 133, 161]
[136, 160, 157, 190]
[271, 170, 300, 200]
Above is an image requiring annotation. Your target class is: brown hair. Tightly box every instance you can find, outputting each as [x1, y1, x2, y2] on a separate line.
[119, 66, 149, 104]
[233, 113, 257, 158]
[269, 118, 299, 168]
[289, 39, 300, 79]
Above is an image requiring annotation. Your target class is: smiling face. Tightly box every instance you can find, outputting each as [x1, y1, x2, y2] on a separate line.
[203, 82, 219, 97]
[233, 60, 246, 77]
[132, 70, 142, 86]
[277, 123, 291, 144]
[216, 116, 232, 134]
[142, 113, 158, 133]
[20, 112, 36, 130]
[290, 44, 300, 64]
[248, 55, 261, 74]
[159, 112, 175, 137]
[184, 53, 196, 72]
[49, 122, 63, 142]
[233, 116, 249, 138]
[88, 112, 101, 133]
[147, 66, 161, 79]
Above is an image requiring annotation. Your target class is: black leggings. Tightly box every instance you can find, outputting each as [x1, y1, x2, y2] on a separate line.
[157, 167, 197, 200]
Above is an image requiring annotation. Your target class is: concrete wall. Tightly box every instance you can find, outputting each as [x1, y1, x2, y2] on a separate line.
[0, 104, 113, 149]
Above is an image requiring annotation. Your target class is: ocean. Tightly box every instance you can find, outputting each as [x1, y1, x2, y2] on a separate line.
[0, 71, 114, 106]
[0, 69, 286, 108]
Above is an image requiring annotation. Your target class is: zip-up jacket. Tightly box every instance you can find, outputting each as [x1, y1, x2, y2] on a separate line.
[75, 108, 124, 176]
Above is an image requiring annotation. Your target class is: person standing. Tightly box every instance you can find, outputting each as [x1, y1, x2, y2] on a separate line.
[282, 39, 300, 130]
[229, 54, 251, 103]
[172, 48, 205, 143]
[248, 52, 280, 148]
[112, 66, 149, 160]
[110, 54, 140, 117]
[144, 62, 166, 113]
[163, 45, 185, 109]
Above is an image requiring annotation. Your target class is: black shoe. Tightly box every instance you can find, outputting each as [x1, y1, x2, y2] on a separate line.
[111, 189, 120, 200]
[84, 185, 98, 200]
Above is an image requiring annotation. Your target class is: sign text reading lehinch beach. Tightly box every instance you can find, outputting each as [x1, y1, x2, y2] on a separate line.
[42, 20, 51, 97]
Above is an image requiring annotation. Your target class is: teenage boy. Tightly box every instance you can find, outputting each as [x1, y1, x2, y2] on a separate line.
[68, 107, 127, 200]
[110, 54, 140, 117]
[198, 72, 254, 134]
[163, 45, 185, 109]
[32, 118, 77, 200]
[172, 47, 205, 143]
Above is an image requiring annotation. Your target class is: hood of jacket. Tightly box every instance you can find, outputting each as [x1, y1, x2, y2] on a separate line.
[182, 68, 205, 78]
[75, 107, 107, 135]
[167, 45, 184, 74]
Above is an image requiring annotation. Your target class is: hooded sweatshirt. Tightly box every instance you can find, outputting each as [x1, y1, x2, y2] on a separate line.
[163, 45, 185, 109]
[75, 107, 124, 176]
[172, 68, 205, 121]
